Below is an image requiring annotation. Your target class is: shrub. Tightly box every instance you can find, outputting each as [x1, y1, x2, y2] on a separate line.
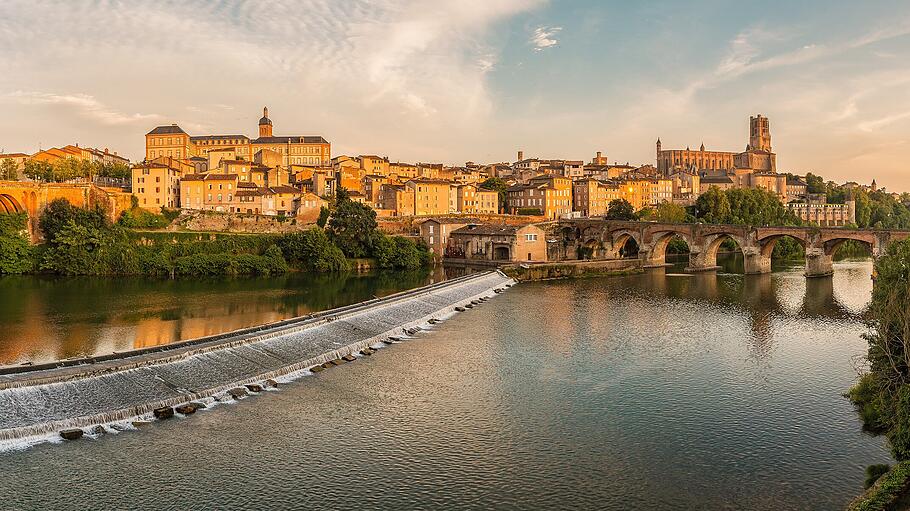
[866, 464, 891, 489]
[276, 228, 349, 272]
[373, 234, 430, 269]
[517, 208, 542, 216]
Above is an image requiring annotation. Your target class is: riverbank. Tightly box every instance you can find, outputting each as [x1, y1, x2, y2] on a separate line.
[0, 270, 515, 447]
[502, 258, 642, 282]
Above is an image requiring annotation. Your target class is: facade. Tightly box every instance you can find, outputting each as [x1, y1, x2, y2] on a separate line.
[132, 161, 183, 209]
[418, 218, 475, 257]
[378, 184, 415, 216]
[405, 179, 450, 216]
[657, 115, 777, 175]
[507, 174, 572, 220]
[787, 199, 856, 226]
[447, 223, 548, 262]
[145, 107, 330, 167]
[456, 184, 498, 214]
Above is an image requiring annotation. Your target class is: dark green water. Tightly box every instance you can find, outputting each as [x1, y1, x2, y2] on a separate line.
[0, 256, 888, 509]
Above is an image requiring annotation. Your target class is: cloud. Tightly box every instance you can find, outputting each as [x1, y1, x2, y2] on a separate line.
[531, 25, 562, 51]
[1, 91, 161, 125]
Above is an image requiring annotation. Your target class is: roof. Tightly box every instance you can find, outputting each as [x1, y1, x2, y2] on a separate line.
[147, 125, 187, 136]
[700, 175, 734, 184]
[251, 136, 328, 145]
[190, 135, 249, 142]
[420, 217, 481, 225]
[407, 178, 452, 185]
[450, 223, 537, 236]
[182, 174, 207, 181]
[270, 185, 300, 194]
[204, 174, 237, 181]
[0, 153, 28, 158]
[236, 189, 263, 197]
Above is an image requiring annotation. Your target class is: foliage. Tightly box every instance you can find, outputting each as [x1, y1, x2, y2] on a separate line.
[0, 212, 33, 274]
[327, 188, 377, 258]
[22, 158, 130, 182]
[39, 198, 109, 244]
[805, 172, 825, 194]
[118, 206, 172, 229]
[479, 177, 508, 213]
[771, 237, 805, 260]
[372, 234, 431, 269]
[640, 202, 687, 223]
[316, 206, 330, 228]
[847, 461, 910, 511]
[865, 464, 891, 490]
[516, 208, 542, 216]
[0, 159, 18, 180]
[696, 187, 799, 226]
[606, 199, 635, 220]
[848, 239, 910, 460]
[276, 228, 350, 273]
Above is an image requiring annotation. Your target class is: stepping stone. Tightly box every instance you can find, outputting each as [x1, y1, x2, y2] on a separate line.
[342, 354, 357, 362]
[153, 407, 174, 420]
[60, 429, 83, 441]
[245, 384, 263, 393]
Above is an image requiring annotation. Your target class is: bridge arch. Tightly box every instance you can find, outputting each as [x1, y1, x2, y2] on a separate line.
[646, 230, 694, 266]
[821, 235, 875, 258]
[608, 229, 641, 259]
[688, 232, 748, 272]
[0, 193, 24, 214]
[758, 234, 807, 259]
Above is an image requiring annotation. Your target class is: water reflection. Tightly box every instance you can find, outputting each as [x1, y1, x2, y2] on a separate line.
[0, 268, 442, 365]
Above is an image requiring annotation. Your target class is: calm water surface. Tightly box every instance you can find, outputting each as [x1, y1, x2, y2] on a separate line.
[0, 269, 446, 365]
[0, 257, 888, 510]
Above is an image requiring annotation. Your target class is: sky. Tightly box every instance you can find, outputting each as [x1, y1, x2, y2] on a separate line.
[1, 0, 910, 190]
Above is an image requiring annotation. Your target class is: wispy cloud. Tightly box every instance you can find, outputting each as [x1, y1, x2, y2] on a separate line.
[1, 91, 160, 125]
[531, 25, 562, 51]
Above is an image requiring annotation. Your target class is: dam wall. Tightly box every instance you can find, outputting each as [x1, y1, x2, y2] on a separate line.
[0, 270, 515, 444]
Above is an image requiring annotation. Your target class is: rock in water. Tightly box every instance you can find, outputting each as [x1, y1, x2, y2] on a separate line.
[153, 407, 174, 420]
[245, 384, 263, 393]
[175, 404, 197, 415]
[228, 387, 248, 400]
[342, 354, 357, 362]
[60, 429, 83, 441]
[92, 426, 106, 436]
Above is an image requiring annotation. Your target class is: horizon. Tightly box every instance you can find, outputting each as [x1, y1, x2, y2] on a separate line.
[2, 0, 909, 191]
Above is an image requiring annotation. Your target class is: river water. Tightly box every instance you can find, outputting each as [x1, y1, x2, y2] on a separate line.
[0, 257, 888, 510]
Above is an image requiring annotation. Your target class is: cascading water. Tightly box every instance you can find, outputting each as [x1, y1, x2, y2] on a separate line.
[0, 270, 515, 447]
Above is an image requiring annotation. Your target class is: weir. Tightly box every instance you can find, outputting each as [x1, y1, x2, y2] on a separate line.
[0, 270, 515, 444]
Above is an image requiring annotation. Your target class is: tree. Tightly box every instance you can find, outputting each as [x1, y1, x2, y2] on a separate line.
[805, 172, 825, 194]
[606, 199, 636, 220]
[39, 198, 109, 243]
[316, 206, 330, 228]
[650, 202, 687, 223]
[479, 177, 508, 213]
[0, 159, 18, 181]
[327, 188, 377, 258]
[695, 186, 731, 223]
[276, 228, 350, 272]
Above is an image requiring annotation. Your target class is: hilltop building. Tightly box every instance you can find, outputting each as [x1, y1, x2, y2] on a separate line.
[657, 115, 776, 175]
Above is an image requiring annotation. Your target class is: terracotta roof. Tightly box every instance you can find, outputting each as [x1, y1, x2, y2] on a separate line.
[269, 185, 300, 194]
[252, 136, 328, 144]
[204, 174, 237, 181]
[450, 223, 535, 236]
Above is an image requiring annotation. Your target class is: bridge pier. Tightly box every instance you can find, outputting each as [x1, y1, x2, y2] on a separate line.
[684, 246, 719, 272]
[742, 248, 772, 275]
[805, 249, 834, 278]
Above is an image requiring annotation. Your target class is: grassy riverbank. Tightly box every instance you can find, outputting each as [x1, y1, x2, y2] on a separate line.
[0, 190, 430, 277]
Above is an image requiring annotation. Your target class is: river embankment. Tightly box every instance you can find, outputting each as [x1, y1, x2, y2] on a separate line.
[0, 270, 515, 447]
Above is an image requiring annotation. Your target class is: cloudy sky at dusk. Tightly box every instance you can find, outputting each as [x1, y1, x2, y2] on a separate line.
[2, 0, 910, 190]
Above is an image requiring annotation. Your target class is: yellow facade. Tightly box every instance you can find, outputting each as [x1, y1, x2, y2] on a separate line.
[132, 162, 182, 210]
[406, 179, 450, 216]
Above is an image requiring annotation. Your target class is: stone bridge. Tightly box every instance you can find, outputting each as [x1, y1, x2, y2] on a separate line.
[554, 219, 910, 277]
[0, 181, 130, 240]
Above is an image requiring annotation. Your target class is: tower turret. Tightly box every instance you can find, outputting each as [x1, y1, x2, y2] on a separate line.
[259, 107, 273, 138]
[749, 114, 771, 152]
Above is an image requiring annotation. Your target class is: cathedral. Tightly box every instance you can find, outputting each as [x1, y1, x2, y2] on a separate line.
[656, 115, 777, 175]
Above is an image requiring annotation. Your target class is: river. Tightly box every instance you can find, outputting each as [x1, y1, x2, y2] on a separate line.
[0, 256, 888, 510]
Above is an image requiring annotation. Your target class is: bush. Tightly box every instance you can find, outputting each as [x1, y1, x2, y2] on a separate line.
[373, 234, 430, 269]
[848, 461, 910, 511]
[517, 208, 542, 216]
[119, 207, 171, 229]
[276, 228, 350, 272]
[866, 464, 891, 489]
[0, 230, 33, 274]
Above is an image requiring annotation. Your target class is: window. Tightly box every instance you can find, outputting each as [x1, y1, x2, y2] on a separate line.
[525, 233, 538, 241]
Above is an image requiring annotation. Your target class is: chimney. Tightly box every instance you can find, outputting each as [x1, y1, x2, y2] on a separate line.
[518, 150, 524, 161]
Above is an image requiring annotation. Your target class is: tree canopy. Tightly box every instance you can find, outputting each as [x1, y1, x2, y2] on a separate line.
[606, 199, 635, 220]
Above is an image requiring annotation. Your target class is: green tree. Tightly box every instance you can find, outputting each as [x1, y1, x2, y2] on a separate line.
[39, 198, 109, 243]
[372, 234, 430, 269]
[695, 186, 731, 223]
[479, 177, 508, 213]
[316, 206, 330, 228]
[0, 159, 18, 180]
[650, 202, 687, 223]
[606, 198, 635, 220]
[277, 228, 350, 272]
[805, 172, 825, 194]
[327, 188, 377, 258]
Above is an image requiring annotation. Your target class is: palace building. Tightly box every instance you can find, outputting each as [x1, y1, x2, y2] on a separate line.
[657, 115, 776, 175]
[145, 107, 330, 167]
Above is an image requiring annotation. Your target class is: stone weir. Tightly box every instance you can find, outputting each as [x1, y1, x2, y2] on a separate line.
[0, 270, 516, 444]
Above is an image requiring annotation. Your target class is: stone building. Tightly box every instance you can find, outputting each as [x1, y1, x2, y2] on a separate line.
[447, 223, 548, 263]
[507, 174, 572, 220]
[786, 198, 856, 226]
[145, 107, 330, 167]
[657, 115, 776, 175]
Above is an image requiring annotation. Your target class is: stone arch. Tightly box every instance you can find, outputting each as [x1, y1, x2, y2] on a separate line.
[821, 236, 874, 258]
[493, 245, 511, 261]
[758, 234, 808, 259]
[688, 232, 747, 272]
[608, 229, 641, 259]
[0, 193, 24, 214]
[580, 238, 604, 260]
[646, 230, 694, 266]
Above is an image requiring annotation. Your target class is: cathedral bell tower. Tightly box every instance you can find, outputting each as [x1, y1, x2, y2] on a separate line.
[258, 107, 273, 138]
[749, 114, 771, 152]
